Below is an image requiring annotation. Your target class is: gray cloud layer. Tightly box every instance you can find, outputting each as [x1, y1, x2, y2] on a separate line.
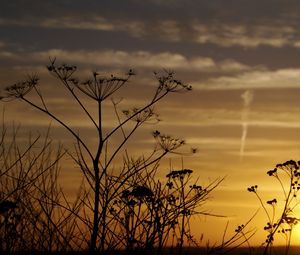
[2, 0, 300, 49]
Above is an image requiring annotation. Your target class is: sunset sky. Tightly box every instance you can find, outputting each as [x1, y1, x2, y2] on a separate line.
[1, 0, 300, 247]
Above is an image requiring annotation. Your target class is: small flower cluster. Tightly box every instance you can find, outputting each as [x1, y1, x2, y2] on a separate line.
[166, 169, 193, 179]
[131, 186, 154, 198]
[266, 199, 277, 205]
[267, 160, 300, 177]
[166, 182, 174, 189]
[274, 160, 300, 198]
[120, 185, 154, 207]
[235, 224, 245, 233]
[47, 60, 134, 102]
[77, 73, 129, 101]
[247, 185, 258, 193]
[47, 63, 77, 80]
[264, 222, 276, 231]
[266, 234, 274, 244]
[189, 184, 202, 190]
[291, 181, 300, 191]
[273, 216, 298, 235]
[275, 160, 299, 171]
[154, 70, 192, 93]
[2, 75, 39, 100]
[153, 130, 185, 152]
[278, 228, 292, 234]
[267, 168, 277, 176]
[283, 216, 298, 225]
[122, 107, 159, 123]
[166, 194, 177, 205]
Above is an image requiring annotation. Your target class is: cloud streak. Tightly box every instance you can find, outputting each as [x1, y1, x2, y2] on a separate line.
[195, 68, 300, 90]
[2, 15, 300, 48]
[240, 90, 254, 160]
[192, 23, 300, 48]
[0, 48, 251, 73]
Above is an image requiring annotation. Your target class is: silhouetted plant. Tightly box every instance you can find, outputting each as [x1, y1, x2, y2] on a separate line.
[248, 160, 300, 255]
[1, 59, 216, 254]
[108, 164, 222, 255]
[0, 120, 83, 253]
[205, 214, 257, 255]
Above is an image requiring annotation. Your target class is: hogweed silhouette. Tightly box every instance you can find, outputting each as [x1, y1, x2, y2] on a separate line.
[248, 160, 300, 255]
[1, 59, 219, 254]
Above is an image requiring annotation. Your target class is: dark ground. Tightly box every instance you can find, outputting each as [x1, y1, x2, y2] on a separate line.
[4, 246, 300, 255]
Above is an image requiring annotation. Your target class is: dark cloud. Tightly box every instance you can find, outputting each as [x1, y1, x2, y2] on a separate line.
[1, 0, 300, 58]
[2, 0, 300, 23]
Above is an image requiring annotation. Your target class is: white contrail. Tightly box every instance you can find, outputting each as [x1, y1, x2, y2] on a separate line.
[240, 90, 254, 160]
